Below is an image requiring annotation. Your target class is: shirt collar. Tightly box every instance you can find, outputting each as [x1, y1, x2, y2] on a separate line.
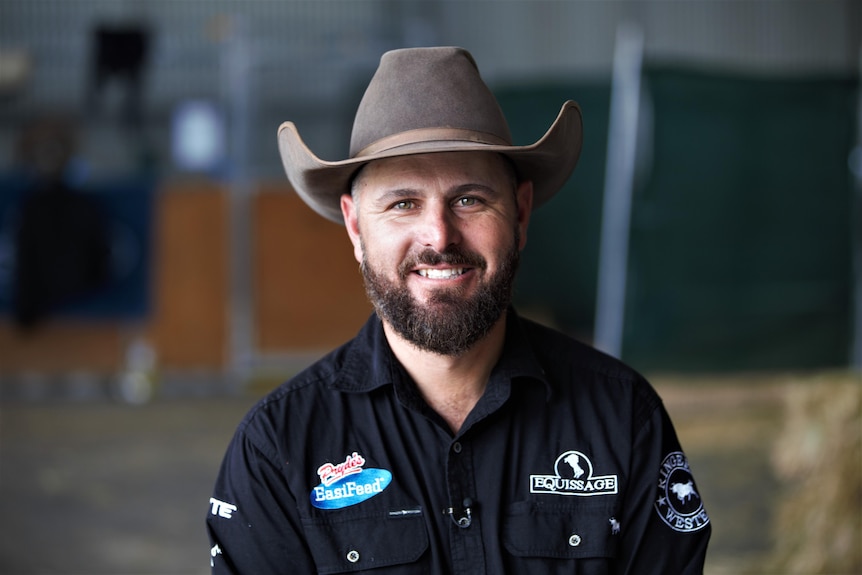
[331, 309, 552, 399]
[331, 314, 397, 393]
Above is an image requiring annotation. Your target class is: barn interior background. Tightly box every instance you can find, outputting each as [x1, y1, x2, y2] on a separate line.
[0, 1, 859, 573]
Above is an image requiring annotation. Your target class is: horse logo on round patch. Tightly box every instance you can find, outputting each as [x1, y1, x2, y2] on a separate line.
[654, 451, 709, 533]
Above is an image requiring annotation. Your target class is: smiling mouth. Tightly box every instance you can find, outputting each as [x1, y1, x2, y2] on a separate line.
[417, 268, 466, 279]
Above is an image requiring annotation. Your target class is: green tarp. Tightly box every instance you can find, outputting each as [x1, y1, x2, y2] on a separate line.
[498, 67, 858, 372]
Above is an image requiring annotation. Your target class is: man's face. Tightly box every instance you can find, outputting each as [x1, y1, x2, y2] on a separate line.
[341, 151, 533, 356]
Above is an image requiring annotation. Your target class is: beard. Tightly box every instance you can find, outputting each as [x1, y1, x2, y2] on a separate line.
[360, 233, 520, 356]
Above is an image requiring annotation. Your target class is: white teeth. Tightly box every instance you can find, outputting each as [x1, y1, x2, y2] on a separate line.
[418, 268, 464, 279]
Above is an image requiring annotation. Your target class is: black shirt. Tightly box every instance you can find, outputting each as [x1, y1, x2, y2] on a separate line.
[207, 310, 711, 574]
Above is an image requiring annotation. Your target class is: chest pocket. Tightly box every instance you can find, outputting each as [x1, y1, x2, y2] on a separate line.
[301, 509, 429, 573]
[503, 500, 619, 560]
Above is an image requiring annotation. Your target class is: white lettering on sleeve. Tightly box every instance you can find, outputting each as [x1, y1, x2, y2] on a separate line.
[209, 497, 237, 519]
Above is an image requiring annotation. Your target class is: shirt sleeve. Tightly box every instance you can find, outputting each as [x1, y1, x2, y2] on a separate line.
[615, 401, 711, 574]
[206, 426, 316, 574]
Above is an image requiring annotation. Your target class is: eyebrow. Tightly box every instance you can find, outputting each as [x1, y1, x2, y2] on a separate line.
[372, 188, 422, 205]
[451, 183, 500, 197]
[370, 182, 506, 207]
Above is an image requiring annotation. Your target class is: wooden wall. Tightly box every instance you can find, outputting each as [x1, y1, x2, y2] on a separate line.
[0, 181, 370, 375]
[253, 183, 370, 353]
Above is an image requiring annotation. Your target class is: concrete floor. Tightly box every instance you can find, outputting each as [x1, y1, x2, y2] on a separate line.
[0, 373, 855, 574]
[0, 393, 255, 575]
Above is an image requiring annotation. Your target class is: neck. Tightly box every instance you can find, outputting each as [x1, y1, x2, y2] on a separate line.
[383, 312, 508, 434]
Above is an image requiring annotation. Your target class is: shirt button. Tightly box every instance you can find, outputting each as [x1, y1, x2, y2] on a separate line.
[346, 550, 360, 563]
[452, 442, 462, 454]
[568, 534, 582, 547]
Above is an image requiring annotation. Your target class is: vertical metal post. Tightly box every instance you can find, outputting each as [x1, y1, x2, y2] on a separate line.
[593, 23, 644, 359]
[851, 41, 862, 370]
[222, 15, 255, 386]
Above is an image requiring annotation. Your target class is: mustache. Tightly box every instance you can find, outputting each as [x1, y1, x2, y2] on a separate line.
[398, 247, 487, 278]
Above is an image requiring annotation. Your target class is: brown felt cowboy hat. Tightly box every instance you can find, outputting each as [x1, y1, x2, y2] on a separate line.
[277, 46, 583, 224]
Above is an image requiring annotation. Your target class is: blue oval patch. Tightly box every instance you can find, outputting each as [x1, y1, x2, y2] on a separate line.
[310, 468, 392, 510]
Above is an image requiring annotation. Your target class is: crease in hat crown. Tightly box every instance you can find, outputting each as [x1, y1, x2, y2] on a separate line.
[277, 45, 583, 224]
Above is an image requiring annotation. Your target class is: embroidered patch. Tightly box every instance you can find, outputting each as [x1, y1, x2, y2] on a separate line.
[530, 450, 618, 496]
[310, 452, 392, 510]
[654, 451, 710, 533]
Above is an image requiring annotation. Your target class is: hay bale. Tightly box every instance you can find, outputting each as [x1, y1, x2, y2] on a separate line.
[765, 373, 861, 574]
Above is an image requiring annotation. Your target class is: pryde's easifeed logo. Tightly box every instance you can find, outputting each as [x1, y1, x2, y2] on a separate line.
[310, 452, 392, 510]
[530, 450, 618, 496]
[654, 451, 710, 533]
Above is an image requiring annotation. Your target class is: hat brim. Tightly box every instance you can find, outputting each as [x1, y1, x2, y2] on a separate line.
[277, 100, 583, 224]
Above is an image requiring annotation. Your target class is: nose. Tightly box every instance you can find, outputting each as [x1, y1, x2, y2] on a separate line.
[417, 202, 462, 251]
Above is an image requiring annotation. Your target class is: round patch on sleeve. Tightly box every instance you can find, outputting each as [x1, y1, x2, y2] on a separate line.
[654, 451, 710, 533]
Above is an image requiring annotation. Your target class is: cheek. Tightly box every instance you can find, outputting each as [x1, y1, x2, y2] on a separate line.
[473, 220, 518, 254]
[360, 230, 407, 270]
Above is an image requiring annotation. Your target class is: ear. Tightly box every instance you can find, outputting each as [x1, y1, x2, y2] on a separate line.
[515, 180, 533, 251]
[340, 193, 364, 263]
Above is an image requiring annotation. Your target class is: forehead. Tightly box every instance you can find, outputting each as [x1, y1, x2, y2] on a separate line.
[355, 151, 513, 190]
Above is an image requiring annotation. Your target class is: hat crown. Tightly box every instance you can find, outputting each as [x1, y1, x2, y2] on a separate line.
[349, 47, 513, 158]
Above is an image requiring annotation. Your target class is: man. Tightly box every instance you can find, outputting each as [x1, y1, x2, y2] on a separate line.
[207, 46, 710, 574]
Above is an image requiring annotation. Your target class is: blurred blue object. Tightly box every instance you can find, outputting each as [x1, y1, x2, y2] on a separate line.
[0, 172, 155, 324]
[171, 100, 227, 175]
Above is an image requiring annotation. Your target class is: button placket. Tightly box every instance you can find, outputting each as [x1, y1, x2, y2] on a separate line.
[444, 437, 485, 574]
